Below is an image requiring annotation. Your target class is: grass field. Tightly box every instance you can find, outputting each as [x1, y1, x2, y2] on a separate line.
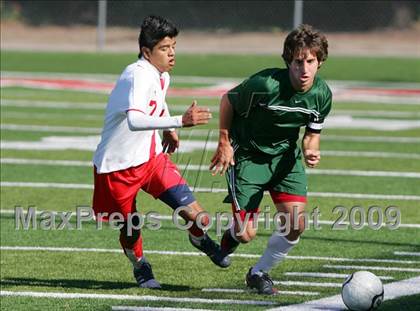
[1, 51, 420, 310]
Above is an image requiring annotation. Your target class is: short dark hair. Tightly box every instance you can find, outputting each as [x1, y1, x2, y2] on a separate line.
[138, 15, 179, 58]
[282, 24, 328, 66]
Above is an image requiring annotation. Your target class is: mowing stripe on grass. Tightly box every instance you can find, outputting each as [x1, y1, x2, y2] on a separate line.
[394, 251, 420, 257]
[112, 307, 218, 311]
[2, 181, 420, 201]
[201, 288, 319, 296]
[2, 158, 419, 178]
[267, 276, 420, 311]
[1, 246, 419, 264]
[273, 281, 342, 288]
[324, 264, 420, 272]
[0, 290, 277, 306]
[2, 209, 419, 228]
[322, 150, 420, 159]
[284, 272, 394, 280]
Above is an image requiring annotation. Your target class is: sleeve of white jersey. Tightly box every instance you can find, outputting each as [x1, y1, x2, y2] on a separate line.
[129, 68, 152, 113]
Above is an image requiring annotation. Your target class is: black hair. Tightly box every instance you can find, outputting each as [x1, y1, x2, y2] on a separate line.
[138, 15, 179, 58]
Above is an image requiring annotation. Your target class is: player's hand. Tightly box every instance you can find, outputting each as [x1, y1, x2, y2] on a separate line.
[182, 100, 212, 127]
[162, 130, 179, 154]
[209, 142, 235, 175]
[304, 149, 321, 168]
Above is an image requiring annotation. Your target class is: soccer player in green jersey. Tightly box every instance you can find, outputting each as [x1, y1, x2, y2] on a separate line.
[210, 24, 332, 295]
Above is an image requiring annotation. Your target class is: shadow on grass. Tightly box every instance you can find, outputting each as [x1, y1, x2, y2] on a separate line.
[1, 278, 190, 292]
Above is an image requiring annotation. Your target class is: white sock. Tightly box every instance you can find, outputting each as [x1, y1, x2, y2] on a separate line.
[251, 231, 299, 275]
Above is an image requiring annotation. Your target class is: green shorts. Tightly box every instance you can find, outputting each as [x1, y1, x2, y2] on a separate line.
[224, 147, 307, 212]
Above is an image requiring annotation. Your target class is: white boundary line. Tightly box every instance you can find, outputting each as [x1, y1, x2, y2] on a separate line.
[394, 251, 420, 257]
[284, 272, 394, 280]
[201, 288, 319, 296]
[112, 307, 218, 311]
[1, 246, 419, 265]
[2, 158, 419, 178]
[273, 281, 342, 288]
[2, 181, 420, 201]
[266, 276, 420, 311]
[0, 290, 276, 306]
[323, 264, 420, 272]
[3, 123, 420, 143]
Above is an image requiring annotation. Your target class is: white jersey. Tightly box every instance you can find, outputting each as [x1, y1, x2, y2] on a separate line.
[93, 58, 178, 173]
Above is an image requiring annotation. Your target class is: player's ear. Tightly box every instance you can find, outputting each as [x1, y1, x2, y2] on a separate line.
[142, 47, 152, 60]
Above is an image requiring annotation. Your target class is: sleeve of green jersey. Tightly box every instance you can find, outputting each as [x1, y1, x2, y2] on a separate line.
[306, 85, 332, 133]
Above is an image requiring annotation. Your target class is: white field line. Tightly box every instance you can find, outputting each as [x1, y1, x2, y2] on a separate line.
[2, 158, 419, 178]
[273, 281, 342, 288]
[3, 123, 420, 144]
[1, 246, 419, 265]
[266, 276, 420, 311]
[1, 119, 420, 143]
[112, 307, 218, 311]
[394, 251, 420, 257]
[4, 111, 104, 121]
[321, 150, 420, 159]
[332, 109, 420, 118]
[1, 99, 106, 109]
[1, 124, 102, 133]
[201, 288, 319, 296]
[112, 307, 217, 311]
[323, 264, 420, 272]
[284, 272, 394, 280]
[2, 181, 420, 202]
[0, 290, 276, 306]
[2, 209, 419, 229]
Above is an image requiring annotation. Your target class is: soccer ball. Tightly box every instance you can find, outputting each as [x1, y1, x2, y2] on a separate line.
[341, 271, 384, 311]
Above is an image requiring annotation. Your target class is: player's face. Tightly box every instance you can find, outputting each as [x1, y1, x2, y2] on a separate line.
[288, 49, 321, 92]
[144, 36, 176, 73]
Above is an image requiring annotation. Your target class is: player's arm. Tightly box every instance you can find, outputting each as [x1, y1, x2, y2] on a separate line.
[209, 93, 235, 175]
[302, 129, 321, 168]
[127, 101, 211, 131]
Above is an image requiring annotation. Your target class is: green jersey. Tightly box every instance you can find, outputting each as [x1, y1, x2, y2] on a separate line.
[227, 68, 332, 156]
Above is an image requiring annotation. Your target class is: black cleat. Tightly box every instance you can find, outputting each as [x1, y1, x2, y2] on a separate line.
[133, 258, 161, 289]
[189, 234, 231, 268]
[245, 267, 278, 295]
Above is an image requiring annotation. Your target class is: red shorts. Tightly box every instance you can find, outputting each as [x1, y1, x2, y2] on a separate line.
[92, 153, 187, 220]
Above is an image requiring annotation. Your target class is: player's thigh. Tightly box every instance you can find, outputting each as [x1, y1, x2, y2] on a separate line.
[143, 153, 197, 212]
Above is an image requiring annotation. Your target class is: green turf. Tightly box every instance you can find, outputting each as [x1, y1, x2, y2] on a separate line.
[2, 51, 420, 82]
[1, 53, 420, 309]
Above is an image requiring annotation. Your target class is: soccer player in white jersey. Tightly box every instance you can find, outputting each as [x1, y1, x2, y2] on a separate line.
[93, 15, 230, 289]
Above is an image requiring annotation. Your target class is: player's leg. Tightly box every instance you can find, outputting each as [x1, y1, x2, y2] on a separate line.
[93, 165, 161, 289]
[220, 160, 267, 256]
[246, 150, 307, 294]
[144, 153, 230, 267]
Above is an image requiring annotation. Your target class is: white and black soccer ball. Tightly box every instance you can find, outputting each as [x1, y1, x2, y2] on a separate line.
[341, 271, 384, 311]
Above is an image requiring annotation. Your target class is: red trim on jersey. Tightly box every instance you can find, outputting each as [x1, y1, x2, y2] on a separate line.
[126, 108, 146, 114]
[269, 191, 307, 203]
[231, 204, 259, 222]
[159, 109, 166, 117]
[160, 77, 165, 90]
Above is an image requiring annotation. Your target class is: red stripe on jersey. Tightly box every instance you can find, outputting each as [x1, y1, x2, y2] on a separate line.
[160, 77, 165, 90]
